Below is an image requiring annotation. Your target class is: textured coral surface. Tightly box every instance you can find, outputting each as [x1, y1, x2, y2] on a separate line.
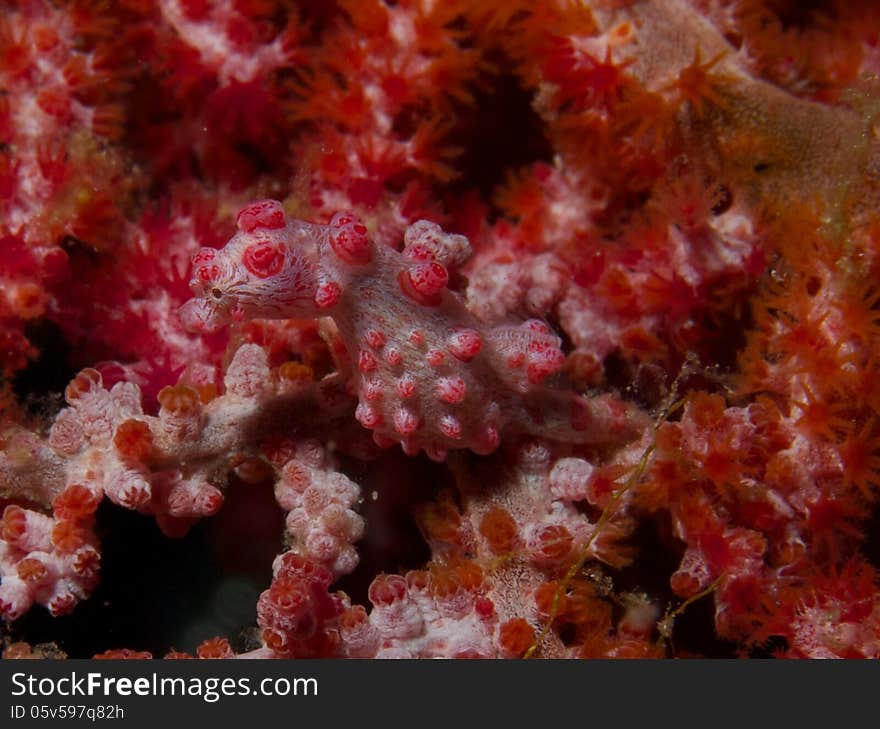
[2, 0, 880, 659]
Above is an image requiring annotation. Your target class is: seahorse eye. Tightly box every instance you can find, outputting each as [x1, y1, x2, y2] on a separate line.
[211, 288, 223, 299]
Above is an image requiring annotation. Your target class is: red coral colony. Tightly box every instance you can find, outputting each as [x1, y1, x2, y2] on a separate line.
[1, 0, 880, 660]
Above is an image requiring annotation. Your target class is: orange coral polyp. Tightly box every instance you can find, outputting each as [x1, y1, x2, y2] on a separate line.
[113, 419, 154, 462]
[2, 0, 880, 660]
[157, 384, 201, 416]
[498, 618, 535, 658]
[479, 506, 519, 554]
[64, 368, 102, 404]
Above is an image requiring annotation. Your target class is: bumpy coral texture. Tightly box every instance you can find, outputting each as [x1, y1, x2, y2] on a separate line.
[2, 0, 880, 659]
[180, 200, 646, 460]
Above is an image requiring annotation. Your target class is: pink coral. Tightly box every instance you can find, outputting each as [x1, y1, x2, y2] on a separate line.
[0, 496, 100, 620]
[1, 0, 880, 661]
[0, 343, 357, 618]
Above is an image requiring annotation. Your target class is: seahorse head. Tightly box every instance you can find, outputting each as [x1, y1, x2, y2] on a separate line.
[179, 201, 321, 333]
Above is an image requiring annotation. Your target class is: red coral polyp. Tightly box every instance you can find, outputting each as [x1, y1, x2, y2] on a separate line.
[53, 484, 100, 521]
